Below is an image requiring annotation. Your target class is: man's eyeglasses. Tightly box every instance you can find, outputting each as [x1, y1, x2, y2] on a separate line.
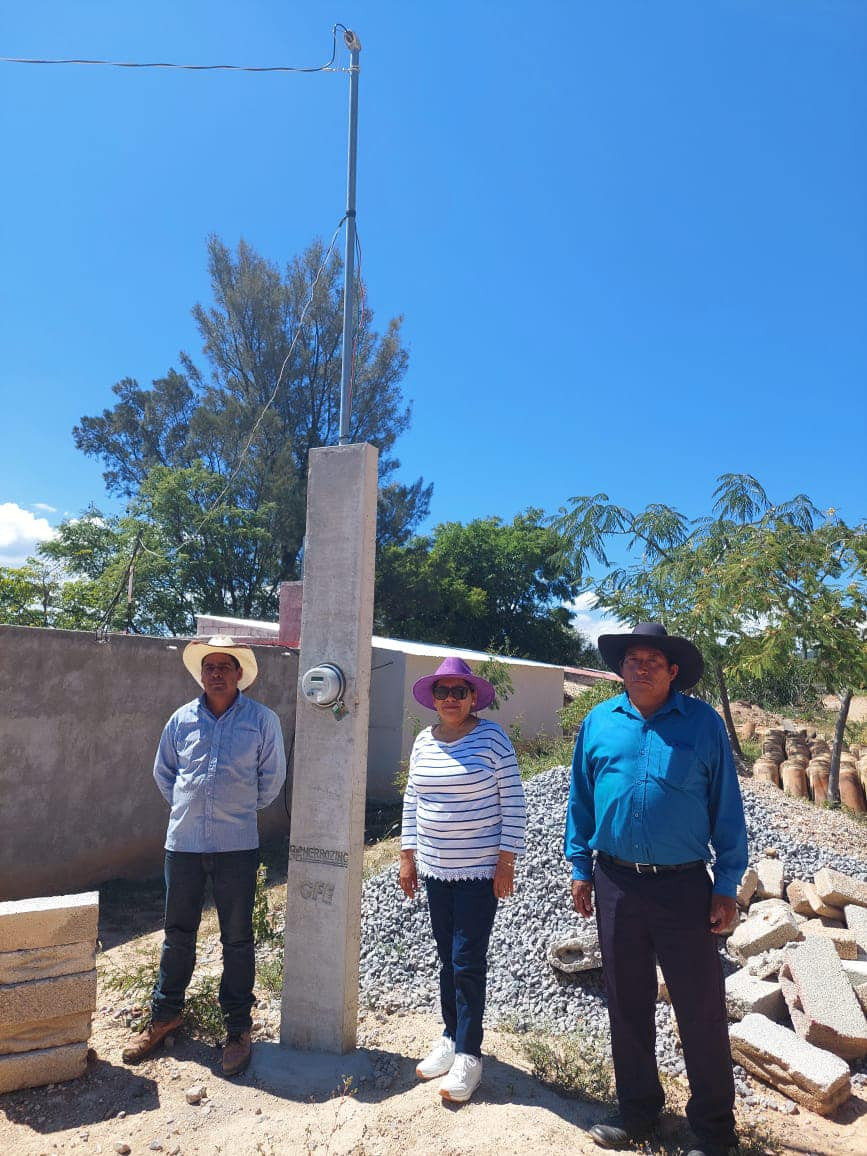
[432, 685, 472, 701]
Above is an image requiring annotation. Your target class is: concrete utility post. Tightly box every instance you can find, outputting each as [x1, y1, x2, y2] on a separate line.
[280, 443, 378, 1053]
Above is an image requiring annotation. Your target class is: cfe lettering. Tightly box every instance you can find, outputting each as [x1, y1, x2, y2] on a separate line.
[300, 879, 335, 904]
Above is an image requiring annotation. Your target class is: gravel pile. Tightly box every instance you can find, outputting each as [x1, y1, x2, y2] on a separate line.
[359, 764, 867, 1081]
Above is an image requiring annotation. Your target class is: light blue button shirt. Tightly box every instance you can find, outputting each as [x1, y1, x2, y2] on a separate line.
[564, 691, 748, 897]
[153, 691, 287, 852]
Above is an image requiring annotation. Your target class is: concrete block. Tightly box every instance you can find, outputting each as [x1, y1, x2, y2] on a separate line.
[798, 919, 857, 959]
[754, 857, 785, 900]
[0, 941, 95, 985]
[845, 904, 867, 954]
[804, 880, 845, 921]
[0, 1042, 88, 1093]
[814, 867, 867, 911]
[725, 969, 785, 1022]
[0, 893, 98, 952]
[737, 867, 758, 908]
[728, 902, 803, 961]
[785, 879, 814, 917]
[779, 937, 867, 1060]
[0, 1011, 92, 1055]
[547, 928, 602, 973]
[0, 970, 97, 1027]
[729, 1013, 851, 1116]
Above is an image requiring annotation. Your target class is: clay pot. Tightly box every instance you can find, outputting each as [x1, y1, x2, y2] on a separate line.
[809, 763, 829, 804]
[753, 758, 781, 786]
[781, 761, 809, 798]
[839, 767, 867, 813]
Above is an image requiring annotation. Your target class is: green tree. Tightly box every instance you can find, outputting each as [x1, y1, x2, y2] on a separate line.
[69, 236, 431, 627]
[375, 510, 596, 666]
[554, 475, 867, 792]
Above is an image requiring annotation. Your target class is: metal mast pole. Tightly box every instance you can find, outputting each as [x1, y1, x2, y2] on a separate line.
[338, 28, 361, 445]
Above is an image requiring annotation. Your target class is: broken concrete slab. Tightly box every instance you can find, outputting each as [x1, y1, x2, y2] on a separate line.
[744, 948, 788, 980]
[728, 902, 803, 961]
[0, 941, 95, 986]
[729, 1013, 851, 1116]
[798, 920, 858, 959]
[725, 969, 785, 1022]
[814, 867, 867, 911]
[737, 867, 758, 908]
[779, 936, 867, 1060]
[0, 970, 97, 1027]
[0, 1011, 92, 1055]
[0, 1042, 88, 1094]
[0, 893, 99, 952]
[754, 858, 786, 900]
[547, 928, 602, 973]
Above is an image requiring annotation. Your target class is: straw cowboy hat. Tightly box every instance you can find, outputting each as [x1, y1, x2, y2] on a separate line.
[597, 622, 705, 691]
[411, 656, 496, 711]
[182, 635, 259, 691]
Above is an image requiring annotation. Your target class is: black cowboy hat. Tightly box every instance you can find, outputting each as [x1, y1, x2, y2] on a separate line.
[597, 622, 705, 691]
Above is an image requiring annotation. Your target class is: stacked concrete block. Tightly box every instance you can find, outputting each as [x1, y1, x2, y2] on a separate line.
[724, 969, 785, 1022]
[798, 919, 857, 960]
[729, 1013, 851, 1116]
[805, 880, 845, 921]
[785, 879, 815, 917]
[814, 867, 867, 911]
[779, 937, 867, 1060]
[0, 893, 98, 1093]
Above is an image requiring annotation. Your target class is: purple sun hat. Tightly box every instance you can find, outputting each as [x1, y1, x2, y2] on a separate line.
[411, 656, 496, 711]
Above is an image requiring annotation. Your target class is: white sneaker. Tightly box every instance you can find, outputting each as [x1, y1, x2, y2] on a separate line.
[416, 1035, 456, 1079]
[438, 1053, 483, 1102]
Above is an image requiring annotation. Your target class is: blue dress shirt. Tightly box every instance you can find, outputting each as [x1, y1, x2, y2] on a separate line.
[564, 691, 748, 897]
[153, 691, 287, 853]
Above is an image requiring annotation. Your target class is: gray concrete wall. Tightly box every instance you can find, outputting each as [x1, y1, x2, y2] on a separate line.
[0, 625, 297, 901]
[366, 646, 408, 800]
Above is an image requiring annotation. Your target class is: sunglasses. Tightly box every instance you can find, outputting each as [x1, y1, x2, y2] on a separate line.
[432, 684, 473, 701]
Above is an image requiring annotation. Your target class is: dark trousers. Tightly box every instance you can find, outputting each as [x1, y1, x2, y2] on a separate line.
[594, 858, 737, 1149]
[151, 849, 259, 1034]
[425, 877, 498, 1058]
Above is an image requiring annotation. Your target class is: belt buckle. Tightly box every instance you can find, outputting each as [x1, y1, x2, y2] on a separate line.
[635, 862, 657, 875]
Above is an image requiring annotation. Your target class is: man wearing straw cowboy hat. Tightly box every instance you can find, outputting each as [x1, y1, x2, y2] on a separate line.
[122, 636, 286, 1076]
[564, 623, 747, 1156]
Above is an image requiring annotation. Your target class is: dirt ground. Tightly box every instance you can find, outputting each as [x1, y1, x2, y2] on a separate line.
[2, 783, 867, 1155]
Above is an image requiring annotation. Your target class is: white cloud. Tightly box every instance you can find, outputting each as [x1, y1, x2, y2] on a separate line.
[0, 503, 56, 567]
[32, 502, 57, 513]
[568, 591, 626, 647]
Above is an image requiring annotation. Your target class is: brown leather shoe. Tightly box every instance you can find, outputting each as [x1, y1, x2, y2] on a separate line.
[222, 1029, 252, 1076]
[121, 1014, 183, 1063]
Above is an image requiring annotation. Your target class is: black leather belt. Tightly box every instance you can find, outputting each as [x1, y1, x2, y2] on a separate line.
[597, 851, 706, 875]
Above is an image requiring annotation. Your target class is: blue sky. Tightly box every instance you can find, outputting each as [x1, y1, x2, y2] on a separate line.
[2, 3, 865, 639]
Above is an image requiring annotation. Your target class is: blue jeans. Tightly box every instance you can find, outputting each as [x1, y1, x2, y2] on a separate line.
[151, 849, 259, 1034]
[425, 877, 498, 1058]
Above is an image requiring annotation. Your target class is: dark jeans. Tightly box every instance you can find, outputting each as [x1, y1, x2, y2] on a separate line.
[594, 858, 737, 1149]
[151, 849, 259, 1034]
[425, 876, 498, 1058]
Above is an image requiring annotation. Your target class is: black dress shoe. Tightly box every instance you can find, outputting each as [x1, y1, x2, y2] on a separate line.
[589, 1118, 657, 1149]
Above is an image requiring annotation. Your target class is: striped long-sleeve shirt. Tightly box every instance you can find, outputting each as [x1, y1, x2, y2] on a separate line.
[401, 718, 527, 881]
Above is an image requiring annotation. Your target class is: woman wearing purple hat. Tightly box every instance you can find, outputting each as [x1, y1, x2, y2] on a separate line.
[399, 655, 527, 1103]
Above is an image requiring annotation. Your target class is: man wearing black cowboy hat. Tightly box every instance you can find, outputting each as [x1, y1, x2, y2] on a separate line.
[564, 623, 747, 1156]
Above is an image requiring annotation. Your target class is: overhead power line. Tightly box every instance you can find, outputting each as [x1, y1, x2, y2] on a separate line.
[0, 23, 349, 74]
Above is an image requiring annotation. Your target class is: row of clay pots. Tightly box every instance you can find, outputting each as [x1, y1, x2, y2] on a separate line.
[753, 754, 867, 812]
